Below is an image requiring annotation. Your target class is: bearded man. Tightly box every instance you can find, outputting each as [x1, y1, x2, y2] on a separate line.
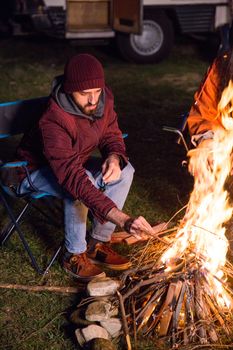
[16, 54, 153, 281]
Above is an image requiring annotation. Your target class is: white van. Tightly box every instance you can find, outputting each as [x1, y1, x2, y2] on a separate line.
[3, 0, 231, 63]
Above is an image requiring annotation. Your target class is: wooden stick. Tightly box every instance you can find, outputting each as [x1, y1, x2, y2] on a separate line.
[131, 297, 137, 349]
[194, 274, 208, 344]
[111, 222, 172, 245]
[117, 290, 132, 350]
[205, 294, 230, 335]
[0, 283, 80, 294]
[123, 273, 167, 301]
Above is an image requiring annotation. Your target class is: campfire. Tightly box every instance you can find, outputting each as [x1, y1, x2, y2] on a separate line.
[117, 81, 233, 348]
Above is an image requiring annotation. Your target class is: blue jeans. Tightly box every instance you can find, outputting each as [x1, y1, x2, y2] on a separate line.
[18, 159, 134, 254]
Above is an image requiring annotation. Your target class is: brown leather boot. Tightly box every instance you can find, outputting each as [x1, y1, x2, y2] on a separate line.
[63, 252, 105, 281]
[87, 242, 132, 271]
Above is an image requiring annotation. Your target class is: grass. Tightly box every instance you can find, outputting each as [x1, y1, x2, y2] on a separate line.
[0, 34, 229, 349]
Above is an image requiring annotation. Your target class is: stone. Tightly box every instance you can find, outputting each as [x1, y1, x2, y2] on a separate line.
[87, 338, 117, 350]
[75, 325, 109, 347]
[85, 301, 118, 322]
[70, 309, 95, 326]
[100, 318, 122, 337]
[87, 277, 121, 297]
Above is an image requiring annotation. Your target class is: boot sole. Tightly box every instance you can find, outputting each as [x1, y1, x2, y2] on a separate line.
[63, 267, 106, 282]
[89, 259, 132, 271]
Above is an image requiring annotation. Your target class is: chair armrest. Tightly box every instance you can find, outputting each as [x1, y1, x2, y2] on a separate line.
[0, 161, 38, 193]
[1, 161, 28, 168]
[163, 113, 189, 152]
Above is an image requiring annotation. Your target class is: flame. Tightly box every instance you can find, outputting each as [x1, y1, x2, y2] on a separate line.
[162, 80, 233, 308]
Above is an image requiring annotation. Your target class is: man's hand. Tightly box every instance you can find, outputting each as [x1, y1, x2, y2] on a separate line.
[106, 207, 154, 238]
[124, 216, 155, 239]
[188, 138, 214, 176]
[102, 154, 121, 183]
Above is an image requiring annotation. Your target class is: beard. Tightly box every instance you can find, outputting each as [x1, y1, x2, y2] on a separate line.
[82, 103, 98, 116]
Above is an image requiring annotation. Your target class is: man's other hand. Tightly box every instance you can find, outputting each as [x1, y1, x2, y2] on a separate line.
[188, 138, 214, 177]
[106, 207, 154, 238]
[124, 216, 155, 238]
[102, 154, 121, 183]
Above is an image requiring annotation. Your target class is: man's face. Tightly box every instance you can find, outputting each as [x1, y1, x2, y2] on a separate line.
[72, 88, 102, 115]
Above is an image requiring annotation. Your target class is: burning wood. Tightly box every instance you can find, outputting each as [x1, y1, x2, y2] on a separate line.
[117, 249, 233, 347]
[114, 81, 233, 347]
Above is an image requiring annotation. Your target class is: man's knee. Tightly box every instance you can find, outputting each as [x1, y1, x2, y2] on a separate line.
[121, 162, 135, 182]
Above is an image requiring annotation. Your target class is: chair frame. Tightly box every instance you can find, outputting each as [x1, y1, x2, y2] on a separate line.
[0, 97, 63, 275]
[163, 112, 190, 152]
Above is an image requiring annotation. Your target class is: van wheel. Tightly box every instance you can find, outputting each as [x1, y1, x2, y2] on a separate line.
[116, 12, 174, 64]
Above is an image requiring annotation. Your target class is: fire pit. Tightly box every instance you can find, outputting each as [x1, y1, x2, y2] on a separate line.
[115, 81, 233, 348]
[118, 241, 233, 348]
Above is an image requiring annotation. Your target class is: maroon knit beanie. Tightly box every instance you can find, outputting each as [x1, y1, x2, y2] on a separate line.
[63, 54, 105, 93]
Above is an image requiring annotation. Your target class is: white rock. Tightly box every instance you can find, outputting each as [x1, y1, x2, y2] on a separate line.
[100, 318, 122, 337]
[85, 301, 118, 322]
[75, 324, 109, 347]
[87, 277, 121, 296]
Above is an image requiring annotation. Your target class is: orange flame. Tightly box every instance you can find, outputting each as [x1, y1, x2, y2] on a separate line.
[162, 80, 233, 308]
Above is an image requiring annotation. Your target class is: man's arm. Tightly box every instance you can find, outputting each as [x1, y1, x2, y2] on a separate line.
[187, 56, 223, 140]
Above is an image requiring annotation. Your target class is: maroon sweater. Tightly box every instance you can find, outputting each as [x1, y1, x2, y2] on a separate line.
[17, 86, 128, 223]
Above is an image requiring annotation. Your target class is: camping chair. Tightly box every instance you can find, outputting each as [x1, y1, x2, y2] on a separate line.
[0, 97, 63, 275]
[163, 112, 190, 152]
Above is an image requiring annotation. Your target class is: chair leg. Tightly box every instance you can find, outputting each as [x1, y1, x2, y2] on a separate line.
[0, 190, 63, 275]
[0, 190, 43, 274]
[0, 202, 30, 244]
[42, 242, 64, 276]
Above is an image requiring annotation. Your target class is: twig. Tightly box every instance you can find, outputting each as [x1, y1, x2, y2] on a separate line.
[166, 204, 188, 227]
[0, 283, 80, 294]
[131, 297, 137, 349]
[117, 290, 132, 350]
[189, 344, 233, 350]
[192, 224, 227, 241]
[122, 273, 167, 301]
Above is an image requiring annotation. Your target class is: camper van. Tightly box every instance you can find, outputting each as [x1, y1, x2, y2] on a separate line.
[1, 0, 230, 63]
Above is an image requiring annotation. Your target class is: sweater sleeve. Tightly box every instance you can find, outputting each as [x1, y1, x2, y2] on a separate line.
[39, 112, 116, 224]
[187, 58, 223, 138]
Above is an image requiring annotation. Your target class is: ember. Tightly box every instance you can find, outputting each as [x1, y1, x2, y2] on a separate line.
[117, 81, 233, 348]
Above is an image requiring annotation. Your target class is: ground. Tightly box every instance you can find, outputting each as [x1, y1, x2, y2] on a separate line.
[0, 35, 231, 349]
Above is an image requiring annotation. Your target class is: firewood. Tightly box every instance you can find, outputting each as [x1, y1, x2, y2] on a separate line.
[122, 273, 167, 301]
[174, 282, 186, 327]
[159, 280, 183, 336]
[111, 222, 169, 245]
[205, 294, 230, 335]
[117, 291, 132, 350]
[110, 231, 131, 243]
[194, 274, 208, 344]
[0, 283, 81, 294]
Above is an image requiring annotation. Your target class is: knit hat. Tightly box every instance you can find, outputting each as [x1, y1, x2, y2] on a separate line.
[63, 54, 105, 93]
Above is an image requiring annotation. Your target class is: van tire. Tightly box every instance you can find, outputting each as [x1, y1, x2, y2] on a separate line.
[116, 11, 174, 64]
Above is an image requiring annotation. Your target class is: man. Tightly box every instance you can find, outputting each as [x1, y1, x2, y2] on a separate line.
[16, 54, 153, 281]
[187, 51, 233, 254]
[187, 51, 231, 157]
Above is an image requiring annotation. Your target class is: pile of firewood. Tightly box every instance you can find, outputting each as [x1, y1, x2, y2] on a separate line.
[115, 232, 233, 349]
